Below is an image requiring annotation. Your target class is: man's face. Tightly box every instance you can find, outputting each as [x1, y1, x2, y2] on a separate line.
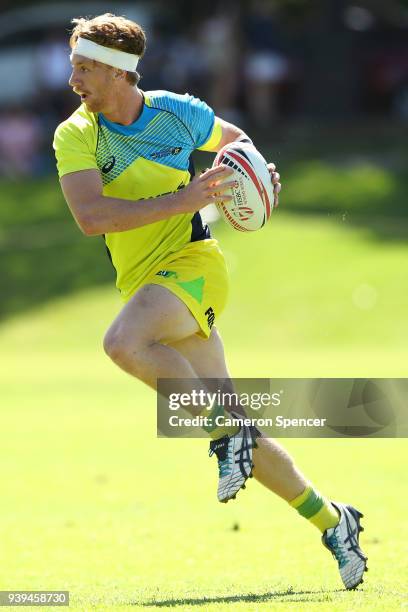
[69, 54, 116, 113]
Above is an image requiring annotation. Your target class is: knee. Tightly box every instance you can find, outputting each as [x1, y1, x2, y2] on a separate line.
[103, 325, 160, 380]
[103, 325, 140, 366]
[103, 326, 123, 362]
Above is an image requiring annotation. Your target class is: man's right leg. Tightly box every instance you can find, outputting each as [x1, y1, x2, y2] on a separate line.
[105, 290, 310, 503]
[105, 296, 367, 588]
[174, 329, 339, 519]
[171, 329, 308, 501]
[103, 283, 201, 389]
[111, 303, 346, 536]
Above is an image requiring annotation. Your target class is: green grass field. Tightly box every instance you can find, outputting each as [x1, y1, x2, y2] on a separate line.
[1, 206, 407, 610]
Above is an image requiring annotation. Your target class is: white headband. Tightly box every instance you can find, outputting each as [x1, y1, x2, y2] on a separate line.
[71, 37, 139, 72]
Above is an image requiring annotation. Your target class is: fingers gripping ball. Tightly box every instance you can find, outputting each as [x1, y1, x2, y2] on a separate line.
[212, 143, 274, 232]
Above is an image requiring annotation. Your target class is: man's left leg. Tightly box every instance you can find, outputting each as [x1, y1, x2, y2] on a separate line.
[170, 328, 368, 590]
[104, 285, 367, 589]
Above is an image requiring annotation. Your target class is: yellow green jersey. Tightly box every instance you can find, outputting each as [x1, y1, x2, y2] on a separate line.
[53, 90, 222, 299]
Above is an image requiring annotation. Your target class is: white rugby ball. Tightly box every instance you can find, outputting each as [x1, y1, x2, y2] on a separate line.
[213, 142, 274, 232]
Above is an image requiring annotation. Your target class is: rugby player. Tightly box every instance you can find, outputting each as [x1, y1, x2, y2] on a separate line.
[53, 13, 367, 590]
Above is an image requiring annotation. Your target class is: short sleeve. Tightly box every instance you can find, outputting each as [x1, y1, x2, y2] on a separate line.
[151, 92, 215, 149]
[180, 94, 214, 149]
[145, 91, 222, 151]
[183, 94, 215, 149]
[53, 120, 98, 178]
[197, 117, 223, 152]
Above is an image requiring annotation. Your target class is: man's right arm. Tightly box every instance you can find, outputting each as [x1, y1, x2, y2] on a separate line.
[60, 166, 234, 236]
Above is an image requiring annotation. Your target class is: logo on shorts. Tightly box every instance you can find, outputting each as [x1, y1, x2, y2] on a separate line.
[205, 306, 215, 329]
[101, 156, 116, 173]
[156, 270, 178, 279]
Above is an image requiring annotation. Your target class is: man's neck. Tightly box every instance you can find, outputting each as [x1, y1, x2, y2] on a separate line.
[102, 87, 144, 125]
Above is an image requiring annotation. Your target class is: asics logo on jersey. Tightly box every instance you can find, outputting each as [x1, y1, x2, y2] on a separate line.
[101, 156, 116, 173]
[151, 146, 182, 160]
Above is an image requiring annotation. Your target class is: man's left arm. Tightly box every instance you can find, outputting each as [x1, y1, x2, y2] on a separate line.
[201, 117, 281, 208]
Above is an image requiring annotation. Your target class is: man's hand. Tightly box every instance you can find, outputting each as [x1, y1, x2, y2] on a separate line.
[267, 163, 281, 208]
[175, 166, 235, 213]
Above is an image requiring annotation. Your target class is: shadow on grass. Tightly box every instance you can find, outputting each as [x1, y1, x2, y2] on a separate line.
[139, 587, 341, 607]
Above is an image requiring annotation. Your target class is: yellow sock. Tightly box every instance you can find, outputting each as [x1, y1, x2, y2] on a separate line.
[289, 485, 339, 533]
[199, 404, 240, 440]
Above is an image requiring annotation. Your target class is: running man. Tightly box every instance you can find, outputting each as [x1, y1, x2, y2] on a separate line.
[53, 13, 367, 590]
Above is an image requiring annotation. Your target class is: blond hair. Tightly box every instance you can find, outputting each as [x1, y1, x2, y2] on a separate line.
[70, 13, 146, 86]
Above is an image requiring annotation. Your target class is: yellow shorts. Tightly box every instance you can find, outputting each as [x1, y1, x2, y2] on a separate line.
[133, 239, 229, 339]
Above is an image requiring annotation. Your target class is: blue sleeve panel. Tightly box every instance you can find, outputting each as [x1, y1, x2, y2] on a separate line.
[147, 90, 215, 149]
